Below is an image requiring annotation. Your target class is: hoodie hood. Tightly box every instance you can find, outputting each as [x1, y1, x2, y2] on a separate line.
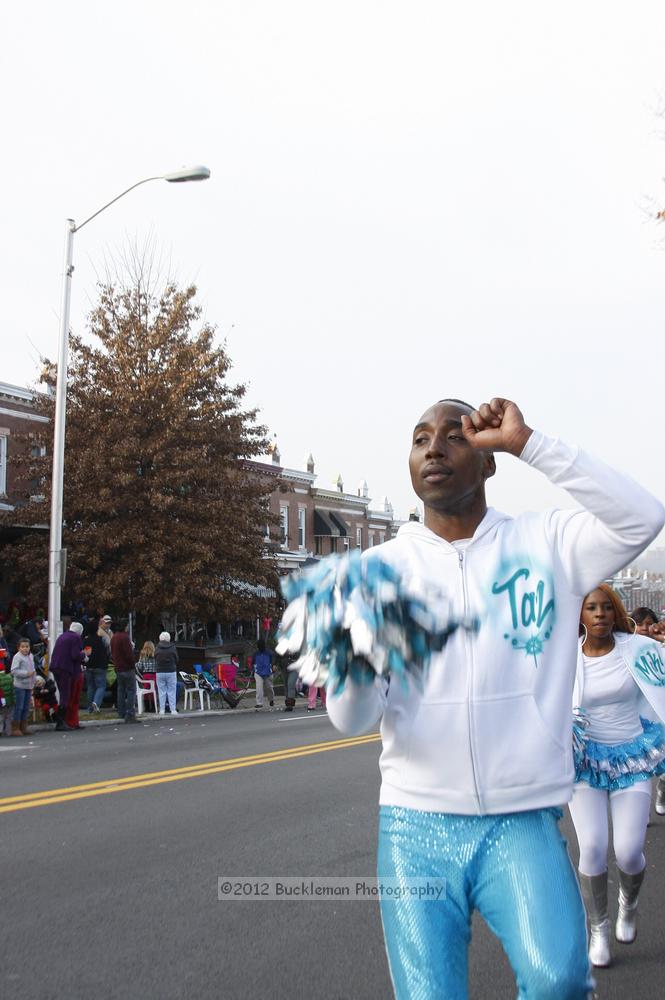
[396, 507, 511, 549]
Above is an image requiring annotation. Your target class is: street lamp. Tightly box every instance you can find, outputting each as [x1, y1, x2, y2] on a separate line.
[47, 166, 211, 658]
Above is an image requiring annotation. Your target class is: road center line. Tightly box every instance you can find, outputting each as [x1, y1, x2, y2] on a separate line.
[0, 733, 381, 813]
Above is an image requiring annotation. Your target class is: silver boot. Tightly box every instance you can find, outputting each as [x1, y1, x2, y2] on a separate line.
[615, 867, 644, 944]
[578, 871, 612, 967]
[655, 777, 665, 816]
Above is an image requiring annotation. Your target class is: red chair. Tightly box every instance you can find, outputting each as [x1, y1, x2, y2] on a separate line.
[217, 660, 239, 692]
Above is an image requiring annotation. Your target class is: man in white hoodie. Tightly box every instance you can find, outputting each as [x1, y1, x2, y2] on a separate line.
[327, 396, 664, 1000]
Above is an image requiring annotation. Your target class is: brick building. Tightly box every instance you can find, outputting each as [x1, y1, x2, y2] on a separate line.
[254, 443, 399, 574]
[0, 381, 49, 507]
[0, 381, 50, 602]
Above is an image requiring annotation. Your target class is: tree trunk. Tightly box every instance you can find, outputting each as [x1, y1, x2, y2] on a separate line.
[134, 611, 164, 649]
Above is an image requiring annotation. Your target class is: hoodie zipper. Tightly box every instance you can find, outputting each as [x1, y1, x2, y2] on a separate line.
[458, 550, 482, 812]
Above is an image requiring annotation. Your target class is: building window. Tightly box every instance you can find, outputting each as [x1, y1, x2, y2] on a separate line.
[379, 532, 385, 544]
[264, 523, 270, 541]
[330, 537, 338, 553]
[356, 526, 362, 549]
[280, 504, 289, 547]
[0, 435, 6, 495]
[315, 536, 322, 555]
[368, 531, 374, 548]
[343, 537, 350, 551]
[298, 507, 306, 548]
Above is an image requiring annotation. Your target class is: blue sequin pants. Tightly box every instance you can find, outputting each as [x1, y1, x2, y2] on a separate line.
[378, 805, 593, 1000]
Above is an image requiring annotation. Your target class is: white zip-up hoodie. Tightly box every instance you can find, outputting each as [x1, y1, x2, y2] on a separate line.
[327, 431, 665, 815]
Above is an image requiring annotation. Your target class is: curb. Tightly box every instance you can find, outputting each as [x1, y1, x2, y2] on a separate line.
[23, 700, 316, 733]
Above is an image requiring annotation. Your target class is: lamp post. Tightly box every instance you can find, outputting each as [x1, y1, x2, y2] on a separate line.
[47, 166, 210, 659]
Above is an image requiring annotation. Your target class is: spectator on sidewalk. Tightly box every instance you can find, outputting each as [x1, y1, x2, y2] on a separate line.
[252, 639, 275, 710]
[111, 621, 138, 723]
[65, 617, 87, 730]
[0, 649, 14, 736]
[307, 684, 327, 712]
[137, 641, 156, 673]
[278, 650, 298, 712]
[136, 641, 158, 714]
[2, 623, 21, 659]
[0, 625, 10, 674]
[10, 638, 37, 736]
[50, 621, 86, 731]
[155, 632, 179, 716]
[21, 615, 45, 650]
[85, 615, 112, 713]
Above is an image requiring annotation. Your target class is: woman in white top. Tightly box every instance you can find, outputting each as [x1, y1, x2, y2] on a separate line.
[632, 608, 665, 816]
[570, 585, 665, 969]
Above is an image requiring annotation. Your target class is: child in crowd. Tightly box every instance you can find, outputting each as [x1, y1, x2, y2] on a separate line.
[10, 637, 37, 736]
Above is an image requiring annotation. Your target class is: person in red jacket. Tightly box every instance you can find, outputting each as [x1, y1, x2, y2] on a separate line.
[111, 621, 138, 723]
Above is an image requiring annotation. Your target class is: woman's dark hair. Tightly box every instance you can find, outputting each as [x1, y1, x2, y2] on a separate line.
[632, 607, 658, 624]
[257, 638, 266, 653]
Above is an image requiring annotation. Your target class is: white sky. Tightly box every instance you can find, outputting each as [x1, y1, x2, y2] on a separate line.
[2, 2, 664, 540]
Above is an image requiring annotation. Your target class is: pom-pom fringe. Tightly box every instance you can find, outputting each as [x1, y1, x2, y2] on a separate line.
[276, 550, 478, 692]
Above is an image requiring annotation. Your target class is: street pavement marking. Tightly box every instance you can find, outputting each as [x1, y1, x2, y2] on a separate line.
[279, 713, 329, 722]
[0, 732, 381, 813]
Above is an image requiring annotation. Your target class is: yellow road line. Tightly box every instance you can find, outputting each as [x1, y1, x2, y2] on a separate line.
[0, 733, 381, 814]
[0, 733, 380, 804]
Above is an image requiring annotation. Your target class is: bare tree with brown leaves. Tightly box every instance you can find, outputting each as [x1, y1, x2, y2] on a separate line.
[3, 264, 278, 641]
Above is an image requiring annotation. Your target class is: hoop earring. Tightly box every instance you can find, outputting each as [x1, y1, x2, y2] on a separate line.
[627, 617, 637, 635]
[580, 624, 588, 646]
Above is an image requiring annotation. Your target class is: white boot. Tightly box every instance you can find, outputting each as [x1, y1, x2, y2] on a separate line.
[615, 867, 644, 944]
[578, 871, 612, 967]
[588, 920, 612, 968]
[655, 778, 665, 816]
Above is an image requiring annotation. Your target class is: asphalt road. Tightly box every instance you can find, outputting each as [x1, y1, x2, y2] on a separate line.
[1, 706, 664, 1000]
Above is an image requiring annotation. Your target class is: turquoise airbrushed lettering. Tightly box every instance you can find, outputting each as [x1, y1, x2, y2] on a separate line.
[490, 563, 556, 666]
[491, 568, 555, 631]
[634, 648, 665, 687]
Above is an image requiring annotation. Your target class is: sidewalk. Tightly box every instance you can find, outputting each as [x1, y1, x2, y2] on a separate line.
[24, 696, 320, 733]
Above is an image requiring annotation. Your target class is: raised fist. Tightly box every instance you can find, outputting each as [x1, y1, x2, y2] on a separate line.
[460, 398, 533, 456]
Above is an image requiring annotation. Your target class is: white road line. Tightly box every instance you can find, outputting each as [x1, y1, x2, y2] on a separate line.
[278, 714, 329, 723]
[0, 745, 41, 752]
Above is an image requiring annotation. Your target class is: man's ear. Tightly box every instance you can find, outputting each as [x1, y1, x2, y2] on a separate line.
[482, 452, 496, 481]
